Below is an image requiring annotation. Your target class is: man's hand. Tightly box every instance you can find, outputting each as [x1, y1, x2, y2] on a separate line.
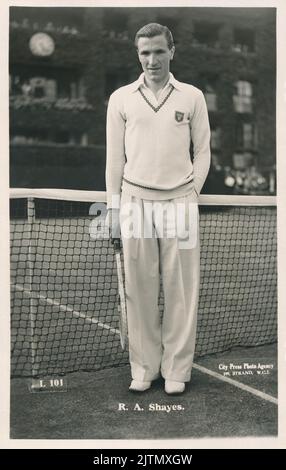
[106, 208, 121, 244]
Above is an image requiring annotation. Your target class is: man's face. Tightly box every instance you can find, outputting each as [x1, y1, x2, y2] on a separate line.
[137, 34, 175, 85]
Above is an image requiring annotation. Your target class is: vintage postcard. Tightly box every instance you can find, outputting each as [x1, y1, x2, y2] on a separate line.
[0, 0, 286, 450]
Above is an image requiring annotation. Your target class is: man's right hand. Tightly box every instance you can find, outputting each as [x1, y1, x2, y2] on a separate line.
[106, 208, 121, 244]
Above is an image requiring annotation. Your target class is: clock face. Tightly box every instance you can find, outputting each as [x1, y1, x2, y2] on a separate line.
[29, 33, 55, 57]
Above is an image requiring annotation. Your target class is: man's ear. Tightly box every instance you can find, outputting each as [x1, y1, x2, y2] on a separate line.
[170, 46, 175, 60]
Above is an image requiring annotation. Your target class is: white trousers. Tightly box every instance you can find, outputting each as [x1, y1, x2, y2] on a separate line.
[120, 190, 200, 382]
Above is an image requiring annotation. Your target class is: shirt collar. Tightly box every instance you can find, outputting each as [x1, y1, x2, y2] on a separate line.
[131, 72, 182, 93]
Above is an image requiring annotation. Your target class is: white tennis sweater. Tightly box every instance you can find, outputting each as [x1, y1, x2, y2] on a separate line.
[106, 73, 211, 209]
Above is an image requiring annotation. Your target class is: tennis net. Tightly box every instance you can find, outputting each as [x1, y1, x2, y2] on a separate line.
[10, 189, 277, 378]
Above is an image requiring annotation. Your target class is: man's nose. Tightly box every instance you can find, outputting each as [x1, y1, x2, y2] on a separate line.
[148, 53, 157, 66]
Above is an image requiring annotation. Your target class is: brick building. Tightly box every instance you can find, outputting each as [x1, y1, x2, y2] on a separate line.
[9, 6, 276, 194]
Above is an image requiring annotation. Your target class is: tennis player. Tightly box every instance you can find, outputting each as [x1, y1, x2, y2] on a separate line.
[106, 23, 211, 394]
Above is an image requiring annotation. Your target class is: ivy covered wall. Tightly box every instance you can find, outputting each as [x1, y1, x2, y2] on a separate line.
[9, 6, 276, 191]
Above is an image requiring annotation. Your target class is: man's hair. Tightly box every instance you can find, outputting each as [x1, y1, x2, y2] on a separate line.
[134, 23, 174, 50]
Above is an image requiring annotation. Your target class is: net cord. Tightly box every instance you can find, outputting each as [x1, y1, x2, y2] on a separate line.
[9, 188, 276, 206]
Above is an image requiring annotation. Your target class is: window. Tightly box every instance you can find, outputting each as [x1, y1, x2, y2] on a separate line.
[233, 28, 255, 53]
[54, 130, 70, 144]
[210, 127, 221, 150]
[192, 21, 221, 48]
[204, 83, 217, 112]
[233, 152, 254, 170]
[30, 77, 49, 98]
[10, 67, 84, 101]
[243, 123, 254, 148]
[57, 77, 77, 100]
[233, 81, 253, 113]
[236, 121, 257, 150]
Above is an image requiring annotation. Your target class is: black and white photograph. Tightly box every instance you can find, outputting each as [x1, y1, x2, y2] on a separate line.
[1, 0, 286, 448]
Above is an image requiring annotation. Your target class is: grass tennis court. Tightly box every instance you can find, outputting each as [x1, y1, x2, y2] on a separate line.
[10, 343, 277, 439]
[9, 191, 277, 438]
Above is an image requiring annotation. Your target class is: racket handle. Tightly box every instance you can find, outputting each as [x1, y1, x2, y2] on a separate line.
[113, 238, 121, 251]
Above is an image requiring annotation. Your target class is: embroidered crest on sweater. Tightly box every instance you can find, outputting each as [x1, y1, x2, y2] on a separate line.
[175, 111, 184, 122]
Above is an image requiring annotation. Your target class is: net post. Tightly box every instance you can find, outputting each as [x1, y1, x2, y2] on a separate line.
[27, 197, 38, 379]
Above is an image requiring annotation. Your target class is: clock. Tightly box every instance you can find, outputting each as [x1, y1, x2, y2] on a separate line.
[29, 33, 55, 57]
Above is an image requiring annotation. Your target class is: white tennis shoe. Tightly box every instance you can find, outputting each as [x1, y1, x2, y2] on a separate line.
[129, 380, 151, 392]
[165, 380, 185, 395]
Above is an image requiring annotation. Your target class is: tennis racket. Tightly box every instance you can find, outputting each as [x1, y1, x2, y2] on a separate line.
[113, 239, 128, 351]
